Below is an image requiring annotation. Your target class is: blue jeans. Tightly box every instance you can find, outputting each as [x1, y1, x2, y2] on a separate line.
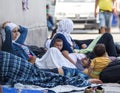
[99, 12, 113, 29]
[40, 66, 89, 79]
[62, 66, 89, 79]
[47, 16, 54, 30]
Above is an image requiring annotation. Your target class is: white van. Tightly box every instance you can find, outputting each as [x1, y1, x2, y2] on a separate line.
[54, 0, 98, 29]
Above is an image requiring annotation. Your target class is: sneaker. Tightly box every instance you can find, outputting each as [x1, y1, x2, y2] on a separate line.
[84, 86, 94, 93]
[95, 86, 104, 93]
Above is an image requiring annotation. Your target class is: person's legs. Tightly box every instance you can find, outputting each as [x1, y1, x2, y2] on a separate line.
[62, 66, 89, 79]
[0, 51, 33, 85]
[40, 68, 59, 73]
[99, 12, 106, 34]
[48, 15, 54, 26]
[97, 33, 118, 56]
[105, 12, 113, 33]
[47, 20, 53, 31]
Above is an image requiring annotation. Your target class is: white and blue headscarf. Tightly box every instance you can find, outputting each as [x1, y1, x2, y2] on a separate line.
[6, 23, 18, 32]
[1, 22, 18, 42]
[56, 18, 74, 46]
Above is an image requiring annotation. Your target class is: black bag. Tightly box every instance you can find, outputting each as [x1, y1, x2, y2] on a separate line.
[100, 59, 120, 83]
[28, 45, 46, 58]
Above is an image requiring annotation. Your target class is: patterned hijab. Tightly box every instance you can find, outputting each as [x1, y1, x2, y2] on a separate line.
[56, 18, 74, 46]
[6, 23, 18, 32]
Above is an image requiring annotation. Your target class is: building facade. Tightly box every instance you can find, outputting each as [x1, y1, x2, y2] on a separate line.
[0, 0, 48, 47]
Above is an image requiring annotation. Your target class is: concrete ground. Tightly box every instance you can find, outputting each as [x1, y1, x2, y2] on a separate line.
[71, 27, 120, 42]
[47, 27, 120, 42]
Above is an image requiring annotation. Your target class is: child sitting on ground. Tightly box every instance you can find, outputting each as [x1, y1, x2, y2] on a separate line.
[83, 44, 111, 79]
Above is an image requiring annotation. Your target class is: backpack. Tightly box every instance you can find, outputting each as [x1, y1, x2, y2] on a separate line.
[28, 45, 46, 58]
[100, 59, 120, 83]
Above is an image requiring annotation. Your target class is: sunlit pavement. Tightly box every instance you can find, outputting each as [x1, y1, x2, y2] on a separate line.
[71, 27, 120, 42]
[47, 26, 120, 42]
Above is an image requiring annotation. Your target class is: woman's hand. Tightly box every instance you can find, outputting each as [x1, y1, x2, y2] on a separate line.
[2, 21, 10, 28]
[28, 56, 36, 64]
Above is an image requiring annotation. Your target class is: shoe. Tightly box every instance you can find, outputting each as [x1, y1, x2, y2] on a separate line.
[84, 86, 94, 93]
[95, 86, 104, 93]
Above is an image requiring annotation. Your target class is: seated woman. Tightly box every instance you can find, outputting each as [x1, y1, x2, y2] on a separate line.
[50, 18, 118, 65]
[0, 51, 102, 88]
[2, 21, 36, 63]
[1, 21, 88, 70]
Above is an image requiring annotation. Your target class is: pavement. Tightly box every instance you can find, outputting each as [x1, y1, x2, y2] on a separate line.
[71, 27, 120, 42]
[48, 27, 120, 42]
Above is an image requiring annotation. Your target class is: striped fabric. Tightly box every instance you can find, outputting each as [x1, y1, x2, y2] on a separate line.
[0, 51, 90, 88]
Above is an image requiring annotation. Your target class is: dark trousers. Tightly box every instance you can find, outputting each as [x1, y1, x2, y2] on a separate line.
[74, 33, 118, 58]
[97, 33, 118, 57]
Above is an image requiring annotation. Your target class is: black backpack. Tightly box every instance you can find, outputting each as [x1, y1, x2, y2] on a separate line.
[28, 45, 46, 58]
[100, 59, 120, 83]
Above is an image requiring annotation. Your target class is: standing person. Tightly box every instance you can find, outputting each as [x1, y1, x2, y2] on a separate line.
[94, 0, 117, 33]
[83, 44, 111, 79]
[46, 4, 54, 31]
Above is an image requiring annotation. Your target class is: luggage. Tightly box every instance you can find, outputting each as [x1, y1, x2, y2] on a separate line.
[100, 59, 120, 83]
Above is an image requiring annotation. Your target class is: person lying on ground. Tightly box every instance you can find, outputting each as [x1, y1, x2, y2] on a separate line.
[1, 21, 89, 70]
[50, 18, 118, 65]
[83, 44, 111, 79]
[0, 50, 102, 88]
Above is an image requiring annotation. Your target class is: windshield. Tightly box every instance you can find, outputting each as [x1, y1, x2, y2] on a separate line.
[58, 0, 95, 2]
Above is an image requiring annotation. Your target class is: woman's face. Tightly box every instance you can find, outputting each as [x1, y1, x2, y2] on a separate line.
[12, 27, 19, 40]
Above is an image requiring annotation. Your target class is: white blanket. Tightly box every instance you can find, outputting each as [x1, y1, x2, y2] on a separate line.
[13, 83, 120, 93]
[35, 47, 76, 69]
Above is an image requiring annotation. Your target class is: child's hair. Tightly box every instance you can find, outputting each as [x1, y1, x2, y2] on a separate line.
[54, 38, 63, 45]
[93, 44, 106, 57]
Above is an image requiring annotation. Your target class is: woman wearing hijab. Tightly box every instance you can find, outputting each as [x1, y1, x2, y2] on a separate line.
[1, 22, 102, 86]
[50, 18, 118, 65]
[2, 21, 36, 63]
[1, 21, 82, 69]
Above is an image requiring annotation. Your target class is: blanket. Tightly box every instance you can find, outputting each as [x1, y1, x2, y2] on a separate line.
[0, 51, 90, 88]
[2, 83, 120, 93]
